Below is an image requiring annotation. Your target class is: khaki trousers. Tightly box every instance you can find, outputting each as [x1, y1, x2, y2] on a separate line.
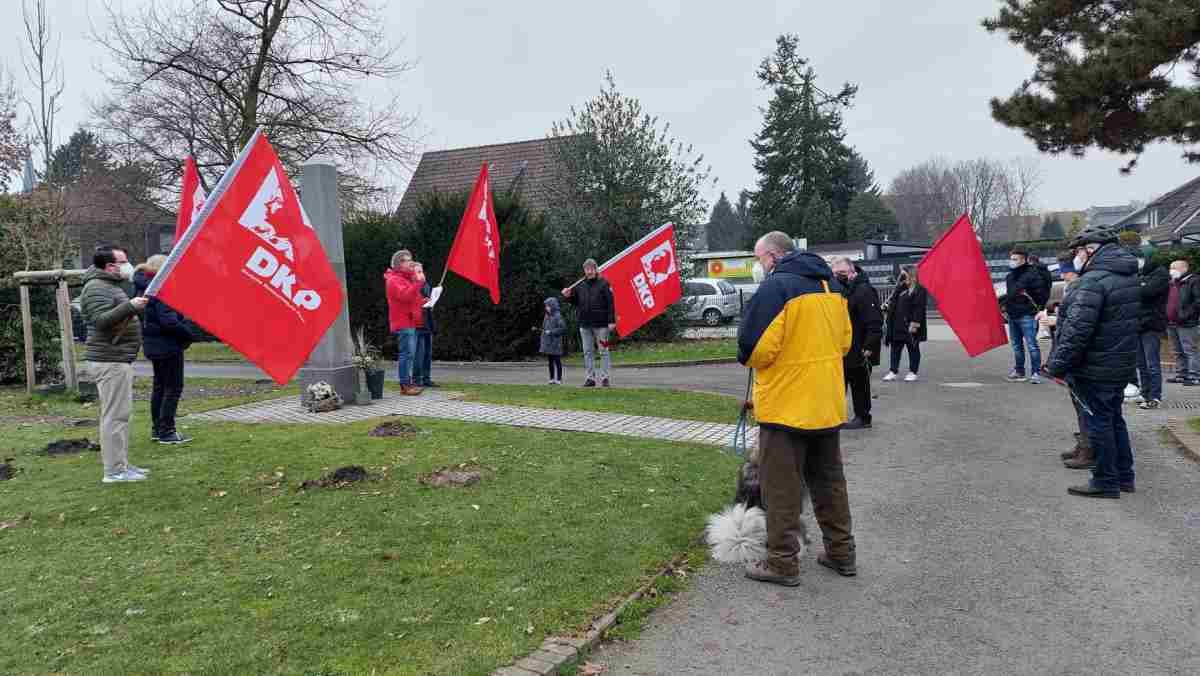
[88, 361, 133, 475]
[760, 426, 855, 575]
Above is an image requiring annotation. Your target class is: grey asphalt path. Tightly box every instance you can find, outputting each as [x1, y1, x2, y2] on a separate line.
[589, 344, 1200, 676]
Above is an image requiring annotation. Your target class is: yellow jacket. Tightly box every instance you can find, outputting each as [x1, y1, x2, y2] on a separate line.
[737, 252, 852, 433]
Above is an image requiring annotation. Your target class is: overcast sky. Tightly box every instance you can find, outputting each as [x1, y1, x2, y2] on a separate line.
[2, 0, 1197, 214]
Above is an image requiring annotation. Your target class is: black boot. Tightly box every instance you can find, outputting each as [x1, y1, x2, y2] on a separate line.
[843, 416, 872, 430]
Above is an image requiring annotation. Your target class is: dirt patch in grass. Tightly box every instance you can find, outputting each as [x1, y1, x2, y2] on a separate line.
[419, 463, 485, 488]
[39, 439, 99, 456]
[300, 465, 375, 490]
[368, 421, 420, 438]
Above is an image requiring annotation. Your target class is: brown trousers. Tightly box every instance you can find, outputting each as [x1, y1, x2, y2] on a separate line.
[760, 426, 854, 575]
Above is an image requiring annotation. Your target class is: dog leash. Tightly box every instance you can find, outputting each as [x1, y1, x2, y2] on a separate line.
[730, 368, 753, 457]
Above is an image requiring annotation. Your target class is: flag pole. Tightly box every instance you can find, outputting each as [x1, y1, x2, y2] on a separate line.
[438, 266, 451, 288]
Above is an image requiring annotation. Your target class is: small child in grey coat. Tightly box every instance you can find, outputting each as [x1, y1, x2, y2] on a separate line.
[540, 297, 566, 384]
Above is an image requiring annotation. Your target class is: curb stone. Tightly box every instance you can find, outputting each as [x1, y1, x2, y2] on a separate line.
[1164, 419, 1200, 463]
[490, 554, 689, 676]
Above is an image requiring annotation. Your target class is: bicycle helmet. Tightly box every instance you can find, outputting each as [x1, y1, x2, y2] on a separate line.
[1066, 223, 1120, 250]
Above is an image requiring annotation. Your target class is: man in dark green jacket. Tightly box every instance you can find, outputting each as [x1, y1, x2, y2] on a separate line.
[80, 245, 149, 483]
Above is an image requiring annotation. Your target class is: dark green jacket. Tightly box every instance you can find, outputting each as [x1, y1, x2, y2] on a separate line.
[80, 268, 143, 363]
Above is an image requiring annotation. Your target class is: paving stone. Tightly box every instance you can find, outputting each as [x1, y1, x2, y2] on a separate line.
[189, 390, 744, 447]
[514, 655, 558, 673]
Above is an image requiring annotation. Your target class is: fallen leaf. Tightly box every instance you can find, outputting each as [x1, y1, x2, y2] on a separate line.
[112, 528, 129, 537]
[579, 662, 607, 675]
[471, 504, 480, 511]
[208, 489, 227, 498]
[162, 526, 173, 534]
[525, 623, 534, 635]
[474, 617, 492, 625]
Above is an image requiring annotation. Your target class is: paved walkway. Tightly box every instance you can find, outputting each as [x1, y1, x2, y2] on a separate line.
[189, 390, 755, 447]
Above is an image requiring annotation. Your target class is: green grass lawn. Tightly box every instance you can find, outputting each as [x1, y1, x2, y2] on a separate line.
[437, 382, 743, 425]
[1189, 418, 1200, 434]
[0, 389, 737, 674]
[180, 342, 248, 362]
[565, 338, 736, 366]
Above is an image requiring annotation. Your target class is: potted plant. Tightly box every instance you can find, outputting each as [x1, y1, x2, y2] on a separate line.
[353, 327, 386, 400]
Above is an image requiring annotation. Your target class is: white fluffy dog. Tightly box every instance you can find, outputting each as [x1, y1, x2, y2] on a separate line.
[706, 503, 769, 563]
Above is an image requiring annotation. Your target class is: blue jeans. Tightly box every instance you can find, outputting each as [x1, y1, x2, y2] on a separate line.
[394, 329, 416, 385]
[413, 331, 433, 386]
[1073, 377, 1135, 494]
[1136, 331, 1163, 401]
[1008, 316, 1041, 376]
[889, 340, 921, 374]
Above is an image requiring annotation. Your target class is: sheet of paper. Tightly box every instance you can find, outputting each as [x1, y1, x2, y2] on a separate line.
[423, 285, 443, 308]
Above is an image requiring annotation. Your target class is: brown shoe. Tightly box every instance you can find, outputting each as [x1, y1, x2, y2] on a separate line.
[744, 560, 801, 586]
[401, 385, 423, 396]
[1063, 444, 1095, 470]
[817, 552, 857, 577]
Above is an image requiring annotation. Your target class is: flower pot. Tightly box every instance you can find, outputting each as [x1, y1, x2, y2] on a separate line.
[366, 369, 386, 400]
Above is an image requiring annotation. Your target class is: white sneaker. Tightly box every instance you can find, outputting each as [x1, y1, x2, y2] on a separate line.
[1133, 395, 1145, 404]
[127, 465, 150, 475]
[102, 470, 147, 484]
[904, 373, 919, 382]
[1029, 374, 1042, 385]
[1124, 384, 1141, 399]
[882, 372, 897, 382]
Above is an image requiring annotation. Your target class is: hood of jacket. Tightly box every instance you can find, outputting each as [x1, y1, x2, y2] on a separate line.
[133, 269, 155, 296]
[544, 297, 561, 313]
[1083, 243, 1138, 278]
[384, 267, 417, 284]
[773, 251, 834, 281]
[1141, 257, 1164, 278]
[83, 266, 125, 286]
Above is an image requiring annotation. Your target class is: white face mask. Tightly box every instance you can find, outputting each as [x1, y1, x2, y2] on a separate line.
[1073, 254, 1088, 273]
[751, 261, 767, 284]
[1137, 258, 1145, 270]
[1171, 269, 1184, 280]
[114, 262, 135, 281]
[1009, 259, 1021, 269]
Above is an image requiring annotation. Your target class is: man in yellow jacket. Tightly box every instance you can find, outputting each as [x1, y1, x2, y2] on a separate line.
[738, 231, 856, 585]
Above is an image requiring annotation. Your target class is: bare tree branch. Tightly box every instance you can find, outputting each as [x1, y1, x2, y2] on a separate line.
[21, 0, 63, 174]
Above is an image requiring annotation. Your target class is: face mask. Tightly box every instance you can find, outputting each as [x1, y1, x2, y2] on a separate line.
[835, 272, 849, 284]
[751, 261, 767, 284]
[1073, 254, 1087, 273]
[1171, 269, 1183, 280]
[1009, 259, 1021, 269]
[118, 262, 135, 281]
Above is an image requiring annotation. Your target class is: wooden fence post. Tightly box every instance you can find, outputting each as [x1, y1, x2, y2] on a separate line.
[56, 280, 78, 390]
[19, 285, 35, 395]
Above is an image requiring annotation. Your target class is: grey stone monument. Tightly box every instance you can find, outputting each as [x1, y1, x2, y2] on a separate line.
[297, 157, 360, 405]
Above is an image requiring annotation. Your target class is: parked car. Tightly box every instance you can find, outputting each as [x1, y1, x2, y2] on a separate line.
[680, 277, 741, 325]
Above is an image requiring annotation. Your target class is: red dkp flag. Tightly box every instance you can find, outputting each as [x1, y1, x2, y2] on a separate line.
[600, 223, 683, 337]
[174, 156, 207, 246]
[916, 213, 1007, 357]
[147, 129, 344, 384]
[444, 163, 501, 304]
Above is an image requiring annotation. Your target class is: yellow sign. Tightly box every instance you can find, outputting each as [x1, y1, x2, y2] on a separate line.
[707, 257, 755, 279]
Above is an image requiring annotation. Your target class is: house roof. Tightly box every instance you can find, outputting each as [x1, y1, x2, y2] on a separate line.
[1140, 175, 1200, 242]
[395, 137, 573, 221]
[63, 176, 174, 226]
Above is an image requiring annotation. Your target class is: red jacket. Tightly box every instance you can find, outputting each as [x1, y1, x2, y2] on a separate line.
[385, 268, 422, 331]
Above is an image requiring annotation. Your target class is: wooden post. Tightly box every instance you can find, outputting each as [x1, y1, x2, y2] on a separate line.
[56, 280, 78, 390]
[19, 285, 35, 395]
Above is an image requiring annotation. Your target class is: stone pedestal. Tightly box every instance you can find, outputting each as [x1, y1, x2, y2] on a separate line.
[296, 157, 359, 405]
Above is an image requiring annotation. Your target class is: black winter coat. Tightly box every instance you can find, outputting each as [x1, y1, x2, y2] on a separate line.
[1175, 274, 1200, 328]
[1138, 260, 1169, 334]
[883, 283, 927, 344]
[840, 269, 883, 368]
[1005, 264, 1050, 319]
[133, 270, 193, 360]
[418, 283, 436, 334]
[1045, 244, 1139, 383]
[568, 276, 615, 328]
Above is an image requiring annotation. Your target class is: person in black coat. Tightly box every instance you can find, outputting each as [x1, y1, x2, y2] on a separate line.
[1044, 225, 1139, 499]
[831, 258, 883, 429]
[562, 258, 616, 387]
[1133, 246, 1169, 408]
[882, 265, 927, 382]
[133, 256, 194, 444]
[1005, 248, 1052, 383]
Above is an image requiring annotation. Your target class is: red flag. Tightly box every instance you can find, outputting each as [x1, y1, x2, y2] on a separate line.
[599, 223, 683, 337]
[174, 156, 207, 246]
[445, 163, 500, 304]
[147, 130, 344, 384]
[916, 213, 1007, 357]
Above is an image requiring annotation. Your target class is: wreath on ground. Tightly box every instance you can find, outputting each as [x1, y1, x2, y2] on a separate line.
[305, 381, 343, 413]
